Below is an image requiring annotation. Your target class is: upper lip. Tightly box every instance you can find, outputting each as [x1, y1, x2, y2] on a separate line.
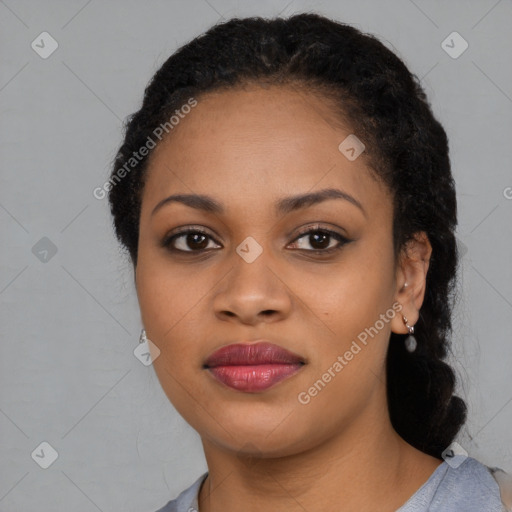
[204, 341, 305, 368]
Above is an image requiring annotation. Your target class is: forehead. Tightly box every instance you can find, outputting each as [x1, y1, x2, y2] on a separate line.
[141, 84, 390, 220]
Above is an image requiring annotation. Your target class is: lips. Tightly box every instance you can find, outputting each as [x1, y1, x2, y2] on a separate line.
[204, 341, 305, 392]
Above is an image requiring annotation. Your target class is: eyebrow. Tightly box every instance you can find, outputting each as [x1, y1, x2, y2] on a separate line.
[151, 187, 367, 219]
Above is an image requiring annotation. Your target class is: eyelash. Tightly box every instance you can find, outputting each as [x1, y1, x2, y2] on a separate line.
[161, 225, 351, 256]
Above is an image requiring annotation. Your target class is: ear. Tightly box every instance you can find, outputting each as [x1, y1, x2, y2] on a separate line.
[391, 231, 432, 335]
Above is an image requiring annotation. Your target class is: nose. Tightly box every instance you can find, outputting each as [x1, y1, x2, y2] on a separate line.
[212, 248, 293, 326]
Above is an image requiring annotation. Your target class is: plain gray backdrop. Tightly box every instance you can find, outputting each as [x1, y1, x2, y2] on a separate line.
[1, 0, 511, 510]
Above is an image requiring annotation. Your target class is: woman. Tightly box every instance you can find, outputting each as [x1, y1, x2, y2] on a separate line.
[108, 13, 511, 512]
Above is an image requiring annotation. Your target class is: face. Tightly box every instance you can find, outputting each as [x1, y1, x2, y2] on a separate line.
[135, 84, 405, 458]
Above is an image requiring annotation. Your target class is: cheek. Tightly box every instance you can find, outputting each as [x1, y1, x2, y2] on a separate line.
[135, 251, 225, 393]
[136, 259, 206, 413]
[135, 254, 200, 359]
[304, 248, 395, 342]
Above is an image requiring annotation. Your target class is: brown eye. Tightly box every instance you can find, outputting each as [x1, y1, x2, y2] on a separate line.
[162, 229, 221, 253]
[289, 228, 350, 254]
[182, 232, 209, 251]
[307, 232, 331, 250]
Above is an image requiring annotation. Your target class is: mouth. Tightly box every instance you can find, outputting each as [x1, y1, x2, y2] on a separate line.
[203, 341, 306, 393]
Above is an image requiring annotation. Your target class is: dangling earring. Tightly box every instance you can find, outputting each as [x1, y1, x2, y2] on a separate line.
[139, 328, 148, 344]
[401, 314, 417, 353]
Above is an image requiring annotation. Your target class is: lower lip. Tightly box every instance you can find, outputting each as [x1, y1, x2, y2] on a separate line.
[207, 363, 303, 392]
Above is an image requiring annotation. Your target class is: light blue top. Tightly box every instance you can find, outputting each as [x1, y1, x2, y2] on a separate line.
[154, 456, 508, 511]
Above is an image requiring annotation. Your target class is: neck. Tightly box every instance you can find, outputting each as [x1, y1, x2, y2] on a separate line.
[197, 397, 442, 512]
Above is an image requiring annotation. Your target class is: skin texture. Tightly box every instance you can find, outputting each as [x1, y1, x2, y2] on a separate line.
[135, 84, 441, 511]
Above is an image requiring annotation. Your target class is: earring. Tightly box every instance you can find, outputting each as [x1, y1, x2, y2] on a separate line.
[139, 328, 148, 344]
[401, 314, 417, 353]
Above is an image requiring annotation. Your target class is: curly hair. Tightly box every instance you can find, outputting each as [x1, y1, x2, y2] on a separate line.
[108, 13, 466, 458]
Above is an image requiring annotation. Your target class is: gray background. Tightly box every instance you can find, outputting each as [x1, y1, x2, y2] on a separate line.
[1, 0, 511, 510]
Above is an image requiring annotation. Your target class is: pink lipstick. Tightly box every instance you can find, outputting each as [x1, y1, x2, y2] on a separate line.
[204, 341, 305, 392]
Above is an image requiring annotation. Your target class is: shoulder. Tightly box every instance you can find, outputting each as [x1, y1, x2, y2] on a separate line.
[398, 456, 510, 512]
[429, 456, 508, 511]
[488, 465, 512, 512]
[151, 461, 512, 512]
[153, 472, 208, 512]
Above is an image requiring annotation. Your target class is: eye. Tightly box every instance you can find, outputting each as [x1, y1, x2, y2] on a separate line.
[162, 228, 221, 253]
[288, 226, 350, 254]
[162, 225, 351, 255]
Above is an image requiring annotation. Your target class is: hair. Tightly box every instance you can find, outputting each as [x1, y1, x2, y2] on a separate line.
[108, 13, 466, 458]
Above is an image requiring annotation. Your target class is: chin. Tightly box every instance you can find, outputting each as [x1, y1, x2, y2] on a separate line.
[198, 404, 311, 454]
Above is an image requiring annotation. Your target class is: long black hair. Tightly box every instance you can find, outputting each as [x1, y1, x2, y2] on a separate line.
[108, 13, 466, 458]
